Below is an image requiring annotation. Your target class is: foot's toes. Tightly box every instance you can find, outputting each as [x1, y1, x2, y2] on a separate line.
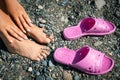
[47, 33, 54, 42]
[28, 24, 54, 44]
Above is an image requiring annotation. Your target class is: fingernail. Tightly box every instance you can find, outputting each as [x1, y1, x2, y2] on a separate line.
[20, 38, 23, 41]
[24, 30, 26, 33]
[10, 40, 13, 43]
[27, 29, 30, 32]
[30, 23, 33, 26]
[25, 36, 28, 39]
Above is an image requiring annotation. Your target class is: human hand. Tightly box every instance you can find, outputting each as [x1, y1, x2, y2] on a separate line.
[0, 9, 28, 43]
[5, 0, 32, 33]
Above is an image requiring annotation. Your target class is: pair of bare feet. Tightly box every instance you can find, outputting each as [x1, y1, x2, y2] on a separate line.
[0, 0, 54, 61]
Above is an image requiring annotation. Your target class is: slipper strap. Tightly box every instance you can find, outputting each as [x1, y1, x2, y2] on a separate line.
[86, 18, 111, 33]
[90, 51, 104, 73]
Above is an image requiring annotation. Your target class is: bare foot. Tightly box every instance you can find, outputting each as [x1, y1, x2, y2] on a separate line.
[27, 24, 54, 44]
[2, 35, 50, 61]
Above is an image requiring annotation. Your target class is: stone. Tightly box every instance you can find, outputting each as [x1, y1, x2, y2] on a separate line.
[49, 60, 54, 67]
[95, 0, 106, 10]
[74, 75, 79, 80]
[26, 0, 30, 3]
[63, 71, 72, 80]
[38, 5, 44, 9]
[28, 67, 32, 72]
[39, 18, 47, 23]
[94, 41, 103, 46]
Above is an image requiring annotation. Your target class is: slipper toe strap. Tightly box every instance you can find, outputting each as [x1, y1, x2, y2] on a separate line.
[87, 18, 111, 33]
[89, 52, 104, 73]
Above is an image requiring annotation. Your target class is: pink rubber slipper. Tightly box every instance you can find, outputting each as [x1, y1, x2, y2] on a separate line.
[63, 17, 116, 40]
[54, 46, 114, 75]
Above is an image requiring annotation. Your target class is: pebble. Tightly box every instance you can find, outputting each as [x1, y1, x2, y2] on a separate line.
[61, 0, 69, 6]
[46, 76, 53, 80]
[35, 76, 44, 80]
[94, 41, 103, 46]
[28, 67, 33, 72]
[49, 60, 54, 67]
[41, 60, 47, 66]
[115, 10, 120, 18]
[38, 5, 44, 9]
[26, 0, 30, 3]
[63, 71, 72, 80]
[95, 0, 106, 10]
[118, 0, 120, 4]
[39, 18, 47, 23]
[61, 16, 69, 23]
[74, 75, 79, 80]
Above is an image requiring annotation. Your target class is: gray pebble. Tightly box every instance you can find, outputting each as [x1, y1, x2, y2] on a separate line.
[49, 60, 54, 67]
[26, 0, 30, 3]
[41, 60, 47, 66]
[46, 76, 53, 80]
[74, 75, 79, 80]
[115, 10, 120, 18]
[94, 41, 103, 46]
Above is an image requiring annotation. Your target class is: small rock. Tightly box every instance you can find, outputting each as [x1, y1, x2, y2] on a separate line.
[49, 60, 54, 67]
[63, 71, 72, 80]
[94, 41, 103, 46]
[95, 0, 106, 10]
[36, 71, 40, 76]
[26, 0, 30, 3]
[39, 18, 47, 23]
[61, 16, 68, 24]
[118, 0, 120, 4]
[35, 76, 44, 80]
[28, 67, 32, 72]
[38, 5, 44, 9]
[115, 10, 120, 18]
[41, 60, 47, 66]
[74, 75, 79, 80]
[46, 76, 53, 80]
[61, 0, 69, 6]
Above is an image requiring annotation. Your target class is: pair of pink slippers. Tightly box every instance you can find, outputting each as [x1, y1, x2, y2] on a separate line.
[53, 17, 116, 75]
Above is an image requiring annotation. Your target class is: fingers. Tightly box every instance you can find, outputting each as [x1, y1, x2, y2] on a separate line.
[19, 15, 30, 32]
[2, 30, 13, 43]
[7, 28, 24, 41]
[14, 17, 26, 33]
[11, 25, 28, 40]
[23, 14, 32, 27]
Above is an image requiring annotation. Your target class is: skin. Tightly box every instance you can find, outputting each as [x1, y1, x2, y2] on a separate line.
[0, 0, 53, 60]
[0, 9, 50, 61]
[4, 0, 32, 33]
[4, 0, 54, 44]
